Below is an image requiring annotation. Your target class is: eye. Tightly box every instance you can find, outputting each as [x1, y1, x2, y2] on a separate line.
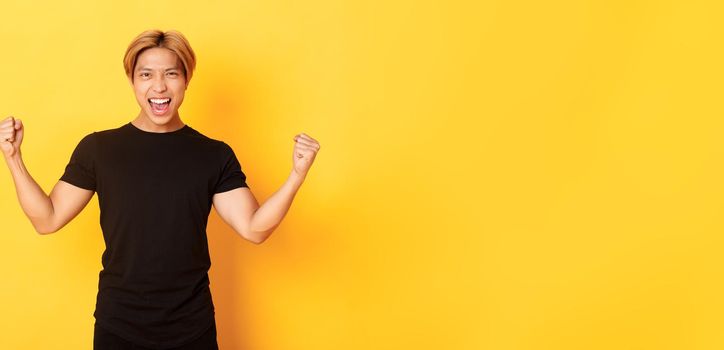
[140, 72, 150, 78]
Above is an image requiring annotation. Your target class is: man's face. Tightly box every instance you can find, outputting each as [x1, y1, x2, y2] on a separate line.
[130, 47, 187, 124]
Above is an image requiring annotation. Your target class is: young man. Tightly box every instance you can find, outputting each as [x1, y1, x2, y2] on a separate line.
[1, 29, 320, 349]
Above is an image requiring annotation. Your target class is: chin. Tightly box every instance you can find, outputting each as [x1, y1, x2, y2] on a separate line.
[145, 112, 173, 123]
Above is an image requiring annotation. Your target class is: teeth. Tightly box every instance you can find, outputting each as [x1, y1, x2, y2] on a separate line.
[150, 98, 170, 104]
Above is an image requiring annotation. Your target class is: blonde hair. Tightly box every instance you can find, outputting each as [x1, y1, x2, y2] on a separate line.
[123, 29, 196, 84]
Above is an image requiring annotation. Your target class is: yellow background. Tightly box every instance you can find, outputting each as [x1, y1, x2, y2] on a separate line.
[0, 0, 722, 349]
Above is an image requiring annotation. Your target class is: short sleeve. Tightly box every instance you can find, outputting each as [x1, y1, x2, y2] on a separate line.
[214, 142, 248, 194]
[60, 132, 97, 191]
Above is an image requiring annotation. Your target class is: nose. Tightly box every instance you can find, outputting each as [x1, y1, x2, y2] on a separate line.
[152, 76, 167, 93]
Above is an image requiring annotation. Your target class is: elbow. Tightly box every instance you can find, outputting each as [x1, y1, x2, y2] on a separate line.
[248, 232, 268, 245]
[242, 228, 272, 245]
[34, 226, 56, 235]
[32, 219, 58, 235]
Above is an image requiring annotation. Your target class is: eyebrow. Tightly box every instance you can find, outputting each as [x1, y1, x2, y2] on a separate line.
[137, 67, 180, 72]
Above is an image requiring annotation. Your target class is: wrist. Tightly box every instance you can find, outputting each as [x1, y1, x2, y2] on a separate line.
[3, 151, 22, 163]
[4, 152, 26, 174]
[289, 169, 306, 186]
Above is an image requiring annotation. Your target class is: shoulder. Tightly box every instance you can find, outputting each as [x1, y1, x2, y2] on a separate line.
[180, 128, 240, 164]
[71, 124, 130, 151]
[94, 123, 128, 137]
[184, 126, 233, 151]
[180, 125, 222, 143]
[216, 141, 240, 161]
[74, 131, 98, 148]
[81, 124, 125, 143]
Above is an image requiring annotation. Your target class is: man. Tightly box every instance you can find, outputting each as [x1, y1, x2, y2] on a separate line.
[1, 29, 320, 349]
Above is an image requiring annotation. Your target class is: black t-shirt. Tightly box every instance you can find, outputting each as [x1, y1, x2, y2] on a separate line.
[60, 121, 248, 349]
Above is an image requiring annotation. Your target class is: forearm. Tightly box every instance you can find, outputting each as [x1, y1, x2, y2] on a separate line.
[247, 170, 305, 243]
[3, 152, 55, 233]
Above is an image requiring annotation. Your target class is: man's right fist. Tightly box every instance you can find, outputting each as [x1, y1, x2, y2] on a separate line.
[1, 116, 24, 158]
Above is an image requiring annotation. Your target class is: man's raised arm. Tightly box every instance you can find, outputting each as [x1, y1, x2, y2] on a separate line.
[212, 132, 319, 244]
[2, 116, 94, 234]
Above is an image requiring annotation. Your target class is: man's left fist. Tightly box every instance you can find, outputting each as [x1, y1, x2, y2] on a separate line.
[292, 133, 320, 177]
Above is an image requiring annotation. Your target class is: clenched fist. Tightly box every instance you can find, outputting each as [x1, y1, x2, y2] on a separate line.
[1, 116, 24, 158]
[292, 133, 320, 177]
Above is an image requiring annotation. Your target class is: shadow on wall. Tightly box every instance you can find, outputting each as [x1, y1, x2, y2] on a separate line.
[200, 54, 258, 350]
[198, 54, 336, 349]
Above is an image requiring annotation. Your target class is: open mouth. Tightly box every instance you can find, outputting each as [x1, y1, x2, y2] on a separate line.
[148, 98, 171, 115]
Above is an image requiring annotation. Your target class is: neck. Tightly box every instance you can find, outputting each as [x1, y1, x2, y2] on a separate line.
[132, 112, 185, 133]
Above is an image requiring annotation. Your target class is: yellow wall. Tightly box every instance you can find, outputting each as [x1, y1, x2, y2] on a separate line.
[1, 0, 722, 349]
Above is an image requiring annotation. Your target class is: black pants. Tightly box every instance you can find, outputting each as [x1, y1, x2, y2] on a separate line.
[93, 322, 219, 350]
